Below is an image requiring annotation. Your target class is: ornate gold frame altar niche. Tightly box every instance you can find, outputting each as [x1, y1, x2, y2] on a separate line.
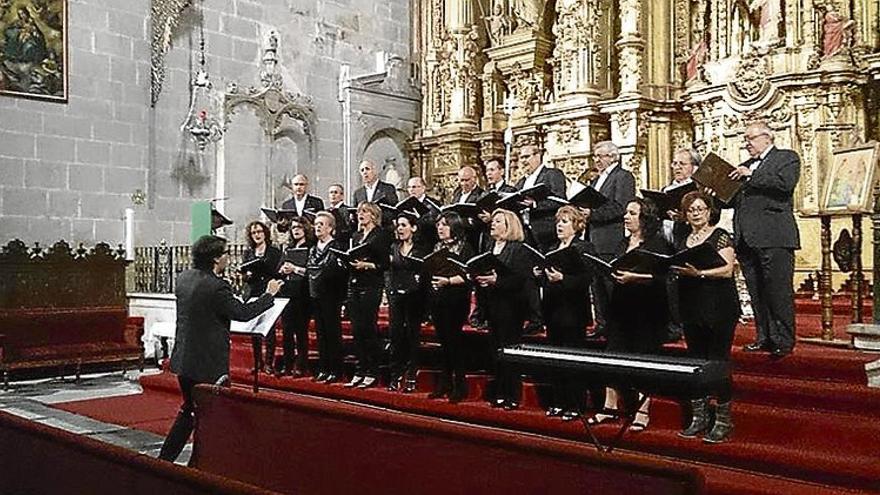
[821, 142, 880, 215]
[0, 0, 68, 102]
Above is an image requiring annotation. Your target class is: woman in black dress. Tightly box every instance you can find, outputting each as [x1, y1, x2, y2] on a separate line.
[589, 198, 671, 430]
[277, 216, 316, 376]
[427, 211, 473, 402]
[474, 209, 532, 410]
[534, 205, 595, 421]
[241, 220, 282, 374]
[387, 211, 429, 392]
[345, 202, 391, 389]
[672, 191, 739, 444]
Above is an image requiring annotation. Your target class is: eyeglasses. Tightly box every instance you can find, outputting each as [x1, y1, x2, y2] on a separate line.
[595, 153, 614, 158]
[743, 133, 769, 142]
[670, 160, 690, 168]
[687, 206, 708, 214]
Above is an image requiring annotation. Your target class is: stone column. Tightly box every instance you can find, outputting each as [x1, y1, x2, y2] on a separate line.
[616, 0, 645, 96]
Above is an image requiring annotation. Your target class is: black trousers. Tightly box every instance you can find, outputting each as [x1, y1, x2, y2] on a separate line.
[683, 320, 737, 402]
[487, 297, 526, 403]
[280, 297, 311, 369]
[737, 243, 796, 351]
[432, 291, 470, 382]
[158, 376, 199, 462]
[312, 295, 343, 375]
[348, 286, 383, 377]
[388, 291, 425, 380]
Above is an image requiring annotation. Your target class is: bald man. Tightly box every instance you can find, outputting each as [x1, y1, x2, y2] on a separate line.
[281, 174, 325, 216]
[450, 165, 485, 204]
[353, 159, 399, 206]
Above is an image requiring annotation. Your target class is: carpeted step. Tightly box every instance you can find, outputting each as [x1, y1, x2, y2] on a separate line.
[732, 372, 880, 417]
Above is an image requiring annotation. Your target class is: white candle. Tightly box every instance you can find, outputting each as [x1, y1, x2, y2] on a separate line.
[124, 208, 135, 261]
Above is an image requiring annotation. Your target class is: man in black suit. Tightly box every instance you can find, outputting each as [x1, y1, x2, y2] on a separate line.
[327, 182, 354, 246]
[514, 144, 567, 251]
[406, 176, 441, 247]
[728, 121, 800, 358]
[353, 159, 399, 206]
[485, 157, 517, 195]
[281, 174, 325, 216]
[449, 165, 485, 204]
[158, 235, 282, 463]
[585, 141, 636, 337]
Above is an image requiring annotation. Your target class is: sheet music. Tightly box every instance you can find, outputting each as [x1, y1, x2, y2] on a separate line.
[230, 298, 290, 336]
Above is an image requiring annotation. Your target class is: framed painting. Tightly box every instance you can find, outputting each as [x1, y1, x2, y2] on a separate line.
[0, 0, 67, 102]
[821, 141, 880, 215]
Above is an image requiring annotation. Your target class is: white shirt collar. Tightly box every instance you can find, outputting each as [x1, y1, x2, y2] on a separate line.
[523, 164, 544, 189]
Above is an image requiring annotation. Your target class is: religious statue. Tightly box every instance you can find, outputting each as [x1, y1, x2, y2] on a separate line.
[685, 39, 708, 81]
[748, 0, 782, 44]
[486, 0, 513, 43]
[822, 6, 854, 59]
[511, 0, 544, 32]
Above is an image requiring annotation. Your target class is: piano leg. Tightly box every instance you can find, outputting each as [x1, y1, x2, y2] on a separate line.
[580, 392, 647, 454]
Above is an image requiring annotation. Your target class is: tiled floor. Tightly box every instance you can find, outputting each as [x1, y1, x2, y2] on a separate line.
[0, 369, 192, 464]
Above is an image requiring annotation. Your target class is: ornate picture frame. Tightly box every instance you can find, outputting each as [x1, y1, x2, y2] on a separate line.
[821, 141, 880, 215]
[0, 0, 68, 103]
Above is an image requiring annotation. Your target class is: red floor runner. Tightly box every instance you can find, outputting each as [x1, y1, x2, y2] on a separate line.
[53, 387, 180, 436]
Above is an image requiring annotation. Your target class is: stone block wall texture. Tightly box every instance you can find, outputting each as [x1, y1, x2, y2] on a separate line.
[0, 0, 411, 247]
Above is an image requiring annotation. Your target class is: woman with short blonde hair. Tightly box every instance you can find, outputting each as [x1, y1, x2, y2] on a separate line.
[490, 209, 525, 242]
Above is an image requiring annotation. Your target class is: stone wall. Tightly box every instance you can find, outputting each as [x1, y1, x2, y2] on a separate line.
[0, 0, 411, 246]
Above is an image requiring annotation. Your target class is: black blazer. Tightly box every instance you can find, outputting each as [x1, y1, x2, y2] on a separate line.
[487, 181, 517, 195]
[241, 245, 282, 299]
[589, 165, 636, 255]
[170, 269, 274, 383]
[450, 186, 485, 204]
[353, 181, 399, 206]
[281, 195, 325, 216]
[328, 203, 355, 245]
[349, 227, 392, 290]
[306, 240, 348, 300]
[514, 166, 567, 221]
[732, 147, 801, 249]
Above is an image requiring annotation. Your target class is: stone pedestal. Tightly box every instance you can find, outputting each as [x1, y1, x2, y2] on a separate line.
[847, 323, 880, 351]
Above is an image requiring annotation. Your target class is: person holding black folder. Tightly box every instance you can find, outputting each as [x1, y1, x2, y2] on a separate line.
[588, 198, 670, 431]
[307, 212, 349, 384]
[585, 141, 636, 338]
[727, 122, 800, 359]
[672, 191, 739, 444]
[276, 216, 316, 376]
[427, 212, 474, 402]
[241, 221, 283, 374]
[533, 206, 595, 421]
[158, 235, 282, 463]
[387, 211, 430, 393]
[474, 209, 533, 410]
[344, 202, 392, 389]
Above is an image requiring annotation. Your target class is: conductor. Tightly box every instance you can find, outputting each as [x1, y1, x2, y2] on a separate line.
[158, 235, 283, 463]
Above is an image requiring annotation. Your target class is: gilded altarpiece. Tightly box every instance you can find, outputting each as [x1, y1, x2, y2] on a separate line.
[411, 0, 880, 282]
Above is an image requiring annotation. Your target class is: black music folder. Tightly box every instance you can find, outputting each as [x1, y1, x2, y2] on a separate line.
[281, 246, 309, 265]
[261, 207, 300, 223]
[448, 251, 506, 276]
[583, 250, 660, 275]
[524, 243, 586, 275]
[238, 257, 274, 277]
[328, 243, 372, 264]
[640, 181, 697, 212]
[441, 202, 481, 219]
[547, 186, 608, 210]
[379, 196, 432, 219]
[404, 247, 465, 278]
[495, 183, 552, 212]
[640, 243, 727, 270]
[692, 153, 741, 203]
[475, 191, 501, 212]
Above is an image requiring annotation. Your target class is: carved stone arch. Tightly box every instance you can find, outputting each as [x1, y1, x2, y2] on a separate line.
[359, 126, 413, 195]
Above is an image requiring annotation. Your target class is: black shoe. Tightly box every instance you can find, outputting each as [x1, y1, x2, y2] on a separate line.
[585, 326, 605, 339]
[743, 342, 769, 352]
[387, 376, 402, 392]
[770, 347, 792, 359]
[345, 375, 364, 388]
[561, 410, 580, 422]
[402, 379, 417, 393]
[523, 321, 544, 335]
[502, 400, 519, 411]
[546, 407, 564, 417]
[491, 398, 506, 408]
[312, 372, 328, 382]
[323, 373, 340, 384]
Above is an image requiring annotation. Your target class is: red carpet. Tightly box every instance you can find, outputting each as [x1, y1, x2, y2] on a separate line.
[51, 295, 880, 494]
